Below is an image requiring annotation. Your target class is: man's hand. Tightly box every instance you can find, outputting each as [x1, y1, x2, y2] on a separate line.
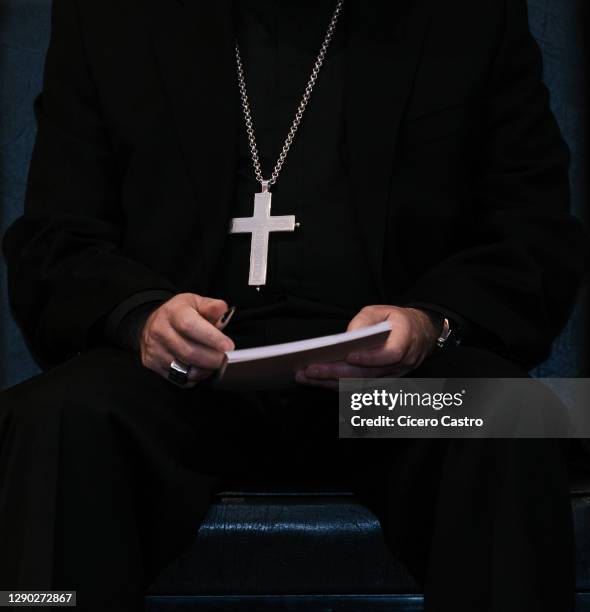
[140, 293, 235, 388]
[296, 306, 440, 390]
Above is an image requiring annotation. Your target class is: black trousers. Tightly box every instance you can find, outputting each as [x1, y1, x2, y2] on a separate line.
[0, 346, 575, 612]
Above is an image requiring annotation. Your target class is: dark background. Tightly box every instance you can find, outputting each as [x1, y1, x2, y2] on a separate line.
[0, 0, 587, 389]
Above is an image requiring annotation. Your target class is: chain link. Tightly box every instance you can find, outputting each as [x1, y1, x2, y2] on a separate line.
[235, 0, 344, 187]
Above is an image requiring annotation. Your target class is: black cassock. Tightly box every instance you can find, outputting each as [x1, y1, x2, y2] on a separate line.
[0, 1, 586, 611]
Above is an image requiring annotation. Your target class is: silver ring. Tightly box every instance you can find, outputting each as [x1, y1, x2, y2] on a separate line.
[168, 359, 191, 386]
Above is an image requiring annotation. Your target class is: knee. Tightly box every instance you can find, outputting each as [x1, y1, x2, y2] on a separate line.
[416, 345, 529, 378]
[493, 438, 568, 471]
[0, 348, 154, 432]
[452, 438, 569, 486]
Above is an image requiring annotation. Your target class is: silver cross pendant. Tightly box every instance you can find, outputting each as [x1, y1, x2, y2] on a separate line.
[229, 181, 297, 287]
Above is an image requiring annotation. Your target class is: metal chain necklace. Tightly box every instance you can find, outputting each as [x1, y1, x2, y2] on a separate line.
[230, 0, 345, 287]
[235, 0, 344, 186]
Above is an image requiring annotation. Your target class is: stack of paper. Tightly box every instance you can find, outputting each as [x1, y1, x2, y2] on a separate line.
[215, 321, 392, 390]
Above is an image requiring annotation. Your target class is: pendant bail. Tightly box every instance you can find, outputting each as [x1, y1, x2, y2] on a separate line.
[261, 180, 271, 193]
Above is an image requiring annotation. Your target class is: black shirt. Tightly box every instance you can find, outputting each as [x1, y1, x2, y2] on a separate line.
[209, 0, 380, 347]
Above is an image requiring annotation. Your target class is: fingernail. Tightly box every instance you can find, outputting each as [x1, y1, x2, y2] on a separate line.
[295, 371, 306, 382]
[308, 367, 321, 377]
[348, 353, 361, 362]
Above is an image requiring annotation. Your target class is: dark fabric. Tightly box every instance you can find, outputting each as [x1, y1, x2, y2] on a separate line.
[107, 0, 377, 351]
[100, 290, 173, 352]
[104, 298, 168, 353]
[1, 0, 586, 373]
[573, 494, 590, 591]
[1, 1, 587, 388]
[106, 1, 469, 353]
[212, 0, 379, 315]
[0, 345, 575, 612]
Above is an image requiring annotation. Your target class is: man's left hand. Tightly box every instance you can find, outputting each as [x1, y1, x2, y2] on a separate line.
[295, 306, 440, 390]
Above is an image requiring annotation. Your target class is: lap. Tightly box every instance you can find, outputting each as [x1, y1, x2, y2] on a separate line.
[0, 343, 544, 480]
[0, 343, 526, 409]
[0, 347, 339, 478]
[0, 346, 572, 577]
[0, 348, 245, 478]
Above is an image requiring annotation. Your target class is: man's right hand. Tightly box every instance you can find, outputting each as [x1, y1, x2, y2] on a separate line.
[139, 293, 235, 387]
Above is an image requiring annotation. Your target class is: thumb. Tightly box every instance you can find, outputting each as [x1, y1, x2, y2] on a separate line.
[347, 306, 387, 332]
[194, 296, 229, 324]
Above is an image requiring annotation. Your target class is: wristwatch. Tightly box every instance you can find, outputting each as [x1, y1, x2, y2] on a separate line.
[436, 317, 453, 349]
[421, 309, 462, 350]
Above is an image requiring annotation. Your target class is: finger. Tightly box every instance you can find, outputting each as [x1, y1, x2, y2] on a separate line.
[187, 367, 214, 383]
[347, 306, 389, 332]
[154, 350, 214, 388]
[164, 329, 227, 370]
[195, 296, 230, 325]
[346, 344, 406, 367]
[142, 349, 199, 388]
[170, 309, 234, 352]
[295, 371, 339, 391]
[304, 361, 395, 380]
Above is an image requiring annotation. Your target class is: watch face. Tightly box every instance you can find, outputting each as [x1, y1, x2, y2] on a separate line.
[437, 317, 463, 349]
[441, 318, 451, 340]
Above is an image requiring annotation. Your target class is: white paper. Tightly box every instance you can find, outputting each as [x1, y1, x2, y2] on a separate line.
[215, 321, 392, 390]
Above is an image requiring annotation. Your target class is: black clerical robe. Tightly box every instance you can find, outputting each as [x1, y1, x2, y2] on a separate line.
[0, 2, 586, 611]
[2, 0, 586, 369]
[103, 0, 450, 352]
[107, 0, 384, 351]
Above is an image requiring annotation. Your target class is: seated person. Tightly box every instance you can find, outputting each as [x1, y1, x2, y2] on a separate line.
[0, 1, 586, 611]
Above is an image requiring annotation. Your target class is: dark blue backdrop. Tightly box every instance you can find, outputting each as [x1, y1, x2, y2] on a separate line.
[0, 0, 587, 389]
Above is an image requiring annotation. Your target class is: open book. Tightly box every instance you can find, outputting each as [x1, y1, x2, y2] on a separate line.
[215, 321, 392, 390]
